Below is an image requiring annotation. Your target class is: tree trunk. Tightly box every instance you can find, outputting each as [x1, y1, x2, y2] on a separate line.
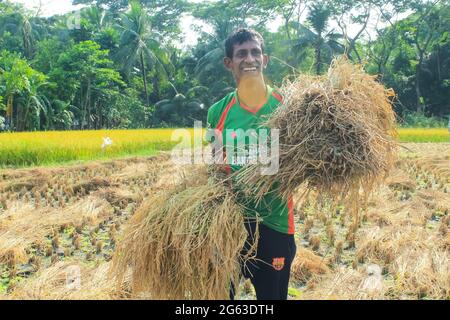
[350, 42, 362, 63]
[16, 101, 23, 132]
[23, 31, 32, 60]
[21, 100, 30, 132]
[315, 38, 322, 75]
[152, 75, 160, 102]
[285, 21, 292, 42]
[15, 100, 25, 131]
[415, 64, 424, 113]
[377, 60, 383, 75]
[80, 79, 91, 129]
[6, 95, 14, 130]
[80, 85, 85, 130]
[436, 45, 441, 81]
[140, 51, 150, 122]
[86, 78, 91, 129]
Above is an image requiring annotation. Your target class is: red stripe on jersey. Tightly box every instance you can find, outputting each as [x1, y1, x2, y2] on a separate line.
[272, 91, 283, 102]
[288, 197, 295, 234]
[216, 97, 236, 133]
[215, 97, 235, 174]
[239, 98, 267, 114]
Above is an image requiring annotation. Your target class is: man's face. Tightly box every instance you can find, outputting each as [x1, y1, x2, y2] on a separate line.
[224, 39, 268, 83]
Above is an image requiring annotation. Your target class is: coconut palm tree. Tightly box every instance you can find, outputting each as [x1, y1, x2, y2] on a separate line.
[191, 4, 243, 102]
[82, 5, 109, 31]
[115, 0, 170, 120]
[154, 84, 210, 126]
[293, 3, 344, 74]
[0, 10, 46, 59]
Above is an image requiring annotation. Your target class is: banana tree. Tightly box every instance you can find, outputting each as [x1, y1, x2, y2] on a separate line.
[16, 72, 49, 131]
[0, 51, 37, 130]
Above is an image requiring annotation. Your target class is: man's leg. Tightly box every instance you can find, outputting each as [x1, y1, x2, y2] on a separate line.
[243, 223, 296, 300]
[278, 236, 297, 299]
[247, 258, 282, 300]
[229, 281, 236, 300]
[230, 219, 258, 300]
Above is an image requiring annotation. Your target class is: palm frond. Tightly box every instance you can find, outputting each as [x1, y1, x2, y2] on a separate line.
[194, 47, 224, 77]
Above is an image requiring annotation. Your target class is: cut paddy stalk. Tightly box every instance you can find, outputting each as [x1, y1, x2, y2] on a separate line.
[236, 56, 398, 225]
[110, 165, 257, 299]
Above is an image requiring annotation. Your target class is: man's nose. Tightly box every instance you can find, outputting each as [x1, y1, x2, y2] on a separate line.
[244, 53, 256, 63]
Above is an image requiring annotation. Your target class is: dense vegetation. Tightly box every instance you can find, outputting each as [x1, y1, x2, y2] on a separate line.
[0, 0, 449, 131]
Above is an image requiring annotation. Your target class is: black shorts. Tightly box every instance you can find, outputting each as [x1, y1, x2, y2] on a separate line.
[231, 220, 297, 300]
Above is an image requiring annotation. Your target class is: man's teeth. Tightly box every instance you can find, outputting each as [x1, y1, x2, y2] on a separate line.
[243, 67, 257, 71]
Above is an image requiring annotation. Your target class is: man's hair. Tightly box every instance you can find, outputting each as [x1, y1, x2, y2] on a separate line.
[224, 28, 265, 59]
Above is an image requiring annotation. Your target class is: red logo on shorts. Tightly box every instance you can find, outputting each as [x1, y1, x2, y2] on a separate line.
[272, 257, 285, 271]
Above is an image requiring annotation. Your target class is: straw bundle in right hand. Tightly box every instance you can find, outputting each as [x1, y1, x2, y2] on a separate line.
[109, 165, 253, 299]
[236, 57, 398, 213]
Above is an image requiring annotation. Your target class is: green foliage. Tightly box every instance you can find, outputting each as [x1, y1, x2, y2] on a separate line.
[153, 87, 208, 127]
[0, 50, 49, 130]
[0, 50, 35, 96]
[31, 38, 66, 74]
[291, 3, 344, 75]
[366, 1, 450, 118]
[400, 112, 448, 128]
[50, 41, 125, 129]
[288, 287, 303, 298]
[49, 100, 74, 130]
[0, 0, 448, 131]
[115, 0, 173, 117]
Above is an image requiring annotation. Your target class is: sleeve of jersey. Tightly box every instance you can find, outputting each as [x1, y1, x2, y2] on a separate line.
[206, 104, 218, 144]
[207, 107, 215, 129]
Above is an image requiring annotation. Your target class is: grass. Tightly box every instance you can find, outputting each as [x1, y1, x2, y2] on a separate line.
[0, 128, 447, 168]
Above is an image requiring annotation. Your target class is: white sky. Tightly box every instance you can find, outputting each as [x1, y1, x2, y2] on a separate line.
[9, 0, 411, 49]
[10, 0, 86, 17]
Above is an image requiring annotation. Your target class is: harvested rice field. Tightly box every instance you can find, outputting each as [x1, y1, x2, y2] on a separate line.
[0, 143, 448, 300]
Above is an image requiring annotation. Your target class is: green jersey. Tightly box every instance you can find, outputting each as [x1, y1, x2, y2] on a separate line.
[206, 85, 295, 235]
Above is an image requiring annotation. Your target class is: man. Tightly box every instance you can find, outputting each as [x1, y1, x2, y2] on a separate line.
[206, 28, 296, 300]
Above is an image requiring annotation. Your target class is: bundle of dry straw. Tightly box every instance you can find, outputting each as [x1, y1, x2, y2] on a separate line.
[109, 165, 253, 299]
[237, 56, 398, 218]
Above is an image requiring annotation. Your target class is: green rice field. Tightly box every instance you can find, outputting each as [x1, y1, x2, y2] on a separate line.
[0, 128, 448, 168]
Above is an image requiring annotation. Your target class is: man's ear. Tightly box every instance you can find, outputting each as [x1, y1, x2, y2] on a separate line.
[223, 57, 233, 71]
[263, 54, 269, 69]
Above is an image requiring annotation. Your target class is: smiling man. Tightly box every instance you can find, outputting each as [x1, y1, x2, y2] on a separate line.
[206, 28, 296, 300]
